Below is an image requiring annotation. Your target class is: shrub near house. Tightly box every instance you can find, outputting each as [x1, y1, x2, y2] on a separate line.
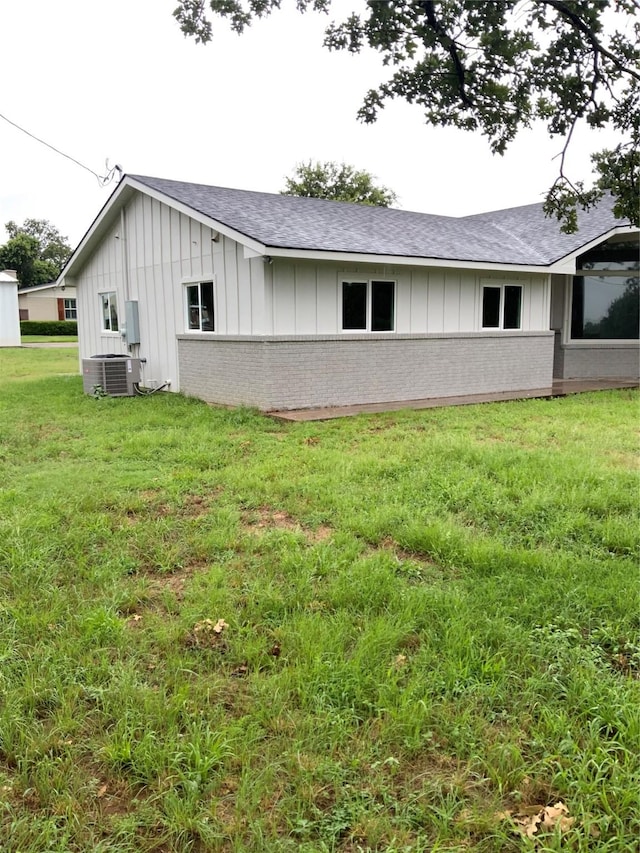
[20, 320, 78, 336]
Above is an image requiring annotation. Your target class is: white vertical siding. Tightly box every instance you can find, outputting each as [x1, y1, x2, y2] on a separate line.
[317, 266, 338, 333]
[426, 271, 445, 333]
[409, 270, 428, 332]
[222, 238, 239, 334]
[74, 192, 265, 391]
[273, 263, 296, 334]
[443, 271, 461, 331]
[395, 272, 412, 331]
[458, 274, 477, 330]
[76, 217, 126, 364]
[269, 259, 550, 335]
[295, 266, 318, 333]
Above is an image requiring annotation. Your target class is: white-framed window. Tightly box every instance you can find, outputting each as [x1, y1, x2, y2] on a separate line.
[482, 284, 522, 330]
[341, 279, 395, 331]
[100, 292, 119, 332]
[64, 298, 77, 320]
[570, 236, 639, 341]
[185, 281, 215, 332]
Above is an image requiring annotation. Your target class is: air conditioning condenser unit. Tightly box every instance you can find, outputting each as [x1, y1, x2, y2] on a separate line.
[82, 355, 141, 397]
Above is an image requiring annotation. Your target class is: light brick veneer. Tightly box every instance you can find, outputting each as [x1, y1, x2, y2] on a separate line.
[177, 331, 555, 410]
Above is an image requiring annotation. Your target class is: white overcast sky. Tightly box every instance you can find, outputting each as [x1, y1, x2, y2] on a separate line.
[0, 0, 617, 248]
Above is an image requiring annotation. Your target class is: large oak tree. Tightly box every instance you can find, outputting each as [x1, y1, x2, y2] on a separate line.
[173, 0, 639, 231]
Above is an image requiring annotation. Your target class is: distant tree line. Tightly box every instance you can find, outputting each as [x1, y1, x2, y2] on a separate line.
[0, 219, 72, 287]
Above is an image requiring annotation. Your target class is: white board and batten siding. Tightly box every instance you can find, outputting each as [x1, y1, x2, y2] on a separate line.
[74, 189, 550, 392]
[267, 259, 550, 335]
[74, 193, 265, 391]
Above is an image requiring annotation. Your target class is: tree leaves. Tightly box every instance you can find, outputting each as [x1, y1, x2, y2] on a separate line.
[282, 160, 398, 206]
[0, 218, 72, 286]
[173, 0, 640, 231]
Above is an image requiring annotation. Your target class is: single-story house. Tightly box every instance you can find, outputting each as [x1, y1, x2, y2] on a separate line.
[18, 281, 77, 322]
[59, 174, 639, 410]
[0, 269, 20, 347]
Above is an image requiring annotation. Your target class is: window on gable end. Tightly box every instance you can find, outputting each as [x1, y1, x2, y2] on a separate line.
[186, 281, 215, 332]
[101, 292, 119, 332]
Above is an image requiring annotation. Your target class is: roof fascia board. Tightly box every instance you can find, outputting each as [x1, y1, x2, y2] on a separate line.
[18, 282, 64, 294]
[126, 178, 266, 255]
[264, 246, 550, 274]
[548, 225, 638, 272]
[59, 176, 267, 284]
[57, 179, 134, 284]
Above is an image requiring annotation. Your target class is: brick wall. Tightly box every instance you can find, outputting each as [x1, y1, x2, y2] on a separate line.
[177, 332, 554, 410]
[559, 343, 640, 379]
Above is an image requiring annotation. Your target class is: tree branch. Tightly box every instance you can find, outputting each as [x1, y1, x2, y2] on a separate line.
[418, 1, 473, 108]
[540, 0, 640, 81]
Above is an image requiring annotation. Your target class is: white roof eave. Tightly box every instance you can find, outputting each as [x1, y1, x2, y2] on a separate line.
[58, 176, 268, 284]
[546, 225, 639, 275]
[58, 176, 637, 285]
[263, 245, 553, 274]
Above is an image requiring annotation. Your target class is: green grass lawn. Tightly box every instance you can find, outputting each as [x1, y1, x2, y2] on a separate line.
[0, 346, 79, 385]
[20, 336, 79, 343]
[0, 348, 638, 852]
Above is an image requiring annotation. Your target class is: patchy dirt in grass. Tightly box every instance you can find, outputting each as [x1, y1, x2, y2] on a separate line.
[604, 450, 640, 470]
[124, 559, 213, 618]
[94, 779, 138, 819]
[390, 749, 465, 795]
[377, 536, 440, 566]
[124, 488, 224, 524]
[368, 537, 458, 582]
[242, 507, 333, 544]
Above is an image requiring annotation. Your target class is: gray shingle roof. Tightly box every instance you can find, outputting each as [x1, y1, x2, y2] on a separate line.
[130, 174, 629, 267]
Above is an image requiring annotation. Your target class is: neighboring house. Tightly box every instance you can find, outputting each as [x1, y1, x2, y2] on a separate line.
[0, 269, 20, 347]
[58, 174, 639, 410]
[17, 282, 77, 322]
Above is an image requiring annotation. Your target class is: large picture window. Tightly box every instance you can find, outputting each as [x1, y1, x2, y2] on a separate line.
[482, 284, 522, 330]
[100, 292, 118, 332]
[186, 281, 215, 332]
[571, 276, 639, 340]
[342, 280, 395, 331]
[571, 236, 639, 341]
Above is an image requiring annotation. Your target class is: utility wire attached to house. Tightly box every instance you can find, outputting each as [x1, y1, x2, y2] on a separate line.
[0, 110, 122, 187]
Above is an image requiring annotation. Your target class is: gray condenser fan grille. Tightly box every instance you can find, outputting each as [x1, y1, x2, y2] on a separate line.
[82, 356, 141, 397]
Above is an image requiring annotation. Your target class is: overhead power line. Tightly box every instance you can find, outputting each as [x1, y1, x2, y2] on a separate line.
[0, 110, 121, 186]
